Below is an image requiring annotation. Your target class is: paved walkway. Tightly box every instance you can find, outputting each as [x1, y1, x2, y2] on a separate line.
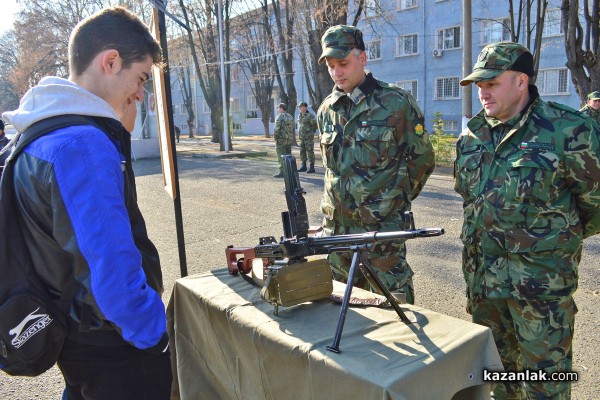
[174, 134, 454, 175]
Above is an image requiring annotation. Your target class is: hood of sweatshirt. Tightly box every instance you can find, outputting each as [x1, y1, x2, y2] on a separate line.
[2, 76, 119, 133]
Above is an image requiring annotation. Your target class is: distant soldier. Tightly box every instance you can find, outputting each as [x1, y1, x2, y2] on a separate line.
[457, 41, 600, 399]
[273, 102, 294, 178]
[296, 102, 317, 173]
[580, 90, 600, 124]
[316, 25, 435, 304]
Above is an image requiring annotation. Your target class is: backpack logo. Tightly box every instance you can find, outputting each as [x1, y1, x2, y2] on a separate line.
[9, 308, 53, 349]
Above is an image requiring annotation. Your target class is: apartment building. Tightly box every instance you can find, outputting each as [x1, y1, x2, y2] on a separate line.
[170, 0, 577, 137]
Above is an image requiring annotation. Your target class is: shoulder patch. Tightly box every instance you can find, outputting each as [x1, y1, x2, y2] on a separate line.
[415, 124, 424, 136]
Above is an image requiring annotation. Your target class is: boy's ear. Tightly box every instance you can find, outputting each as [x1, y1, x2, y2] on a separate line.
[100, 49, 121, 74]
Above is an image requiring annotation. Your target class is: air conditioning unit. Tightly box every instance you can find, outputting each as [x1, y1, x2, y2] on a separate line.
[432, 49, 443, 57]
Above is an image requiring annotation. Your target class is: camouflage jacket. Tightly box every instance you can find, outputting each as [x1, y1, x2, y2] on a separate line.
[455, 86, 600, 301]
[274, 112, 294, 146]
[317, 73, 435, 234]
[579, 104, 600, 125]
[297, 111, 317, 140]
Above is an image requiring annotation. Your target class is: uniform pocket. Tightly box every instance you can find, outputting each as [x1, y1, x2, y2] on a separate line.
[455, 151, 483, 202]
[320, 130, 337, 170]
[353, 128, 393, 168]
[506, 150, 562, 204]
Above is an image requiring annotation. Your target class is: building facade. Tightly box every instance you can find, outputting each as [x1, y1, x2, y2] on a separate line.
[169, 0, 578, 137]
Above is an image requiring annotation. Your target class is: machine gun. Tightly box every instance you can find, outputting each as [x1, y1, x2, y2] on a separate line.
[225, 155, 444, 352]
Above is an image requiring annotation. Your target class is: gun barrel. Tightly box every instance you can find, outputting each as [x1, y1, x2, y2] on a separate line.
[304, 228, 444, 255]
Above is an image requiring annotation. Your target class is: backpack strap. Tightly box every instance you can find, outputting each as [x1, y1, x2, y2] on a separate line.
[11, 115, 99, 159]
[3, 115, 105, 332]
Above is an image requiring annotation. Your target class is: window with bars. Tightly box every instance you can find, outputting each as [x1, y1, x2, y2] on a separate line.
[436, 26, 461, 50]
[543, 8, 563, 37]
[537, 68, 569, 95]
[397, 0, 417, 11]
[396, 34, 418, 56]
[366, 40, 382, 60]
[435, 77, 460, 99]
[481, 18, 511, 44]
[396, 80, 418, 100]
[443, 120, 459, 132]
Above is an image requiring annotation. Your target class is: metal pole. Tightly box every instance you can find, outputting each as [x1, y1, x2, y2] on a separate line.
[462, 0, 472, 130]
[217, 0, 230, 152]
[156, 4, 188, 277]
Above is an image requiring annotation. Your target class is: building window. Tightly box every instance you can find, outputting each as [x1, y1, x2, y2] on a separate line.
[481, 18, 511, 44]
[443, 120, 459, 132]
[397, 0, 417, 11]
[177, 104, 186, 115]
[436, 26, 461, 50]
[366, 40, 382, 61]
[202, 101, 211, 114]
[396, 34, 418, 56]
[231, 66, 240, 82]
[396, 80, 418, 100]
[247, 95, 258, 111]
[537, 68, 569, 95]
[230, 98, 240, 113]
[543, 8, 563, 37]
[435, 76, 460, 100]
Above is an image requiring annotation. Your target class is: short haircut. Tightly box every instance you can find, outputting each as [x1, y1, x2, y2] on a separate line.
[68, 6, 162, 76]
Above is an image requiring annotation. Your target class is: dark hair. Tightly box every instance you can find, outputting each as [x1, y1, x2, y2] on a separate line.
[68, 6, 162, 76]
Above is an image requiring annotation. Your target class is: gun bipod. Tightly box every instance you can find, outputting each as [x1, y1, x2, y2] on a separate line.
[326, 244, 411, 354]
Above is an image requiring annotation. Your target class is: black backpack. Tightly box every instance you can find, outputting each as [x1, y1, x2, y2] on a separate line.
[0, 115, 96, 376]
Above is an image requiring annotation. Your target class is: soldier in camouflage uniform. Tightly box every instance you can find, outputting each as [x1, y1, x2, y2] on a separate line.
[296, 101, 317, 173]
[579, 90, 600, 124]
[317, 25, 435, 304]
[273, 102, 294, 178]
[457, 42, 600, 400]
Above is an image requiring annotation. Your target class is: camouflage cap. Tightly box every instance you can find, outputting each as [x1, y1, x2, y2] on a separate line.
[588, 91, 600, 100]
[460, 42, 534, 86]
[278, 103, 287, 110]
[318, 25, 365, 64]
[298, 101, 308, 107]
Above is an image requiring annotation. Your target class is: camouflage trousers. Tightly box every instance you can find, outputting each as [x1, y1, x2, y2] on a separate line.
[298, 135, 315, 164]
[328, 225, 414, 304]
[469, 296, 576, 400]
[275, 144, 292, 172]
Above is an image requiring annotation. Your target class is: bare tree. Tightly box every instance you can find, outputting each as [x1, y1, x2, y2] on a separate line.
[259, 0, 298, 142]
[562, 0, 600, 105]
[177, 0, 233, 150]
[0, 32, 20, 114]
[169, 38, 196, 138]
[506, 0, 548, 84]
[232, 10, 275, 138]
[295, 0, 365, 110]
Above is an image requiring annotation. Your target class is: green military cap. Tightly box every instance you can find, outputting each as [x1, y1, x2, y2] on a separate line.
[278, 103, 287, 110]
[298, 101, 308, 107]
[588, 91, 600, 100]
[460, 42, 534, 86]
[318, 25, 365, 65]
